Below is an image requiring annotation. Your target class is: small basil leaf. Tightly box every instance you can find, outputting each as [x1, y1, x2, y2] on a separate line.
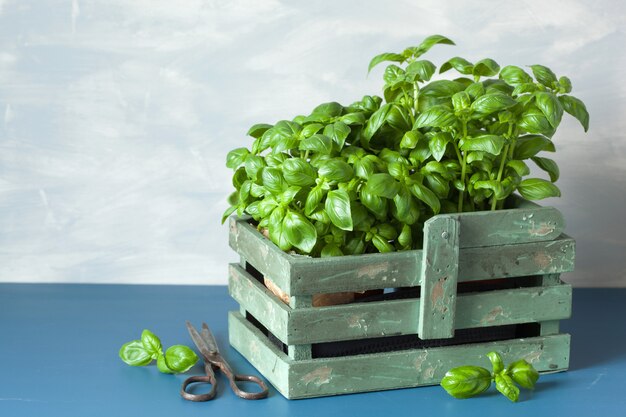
[531, 156, 560, 182]
[460, 134, 505, 155]
[440, 366, 492, 399]
[244, 155, 266, 181]
[226, 148, 249, 169]
[559, 95, 590, 132]
[119, 340, 152, 366]
[305, 186, 325, 216]
[340, 112, 366, 125]
[366, 173, 400, 199]
[512, 83, 538, 96]
[517, 178, 561, 200]
[310, 102, 343, 119]
[530, 64, 557, 88]
[519, 105, 555, 136]
[323, 121, 351, 149]
[495, 374, 520, 402]
[419, 80, 464, 98]
[452, 91, 471, 112]
[325, 189, 353, 231]
[535, 91, 563, 129]
[318, 159, 354, 182]
[321, 243, 343, 257]
[506, 359, 539, 389]
[262, 167, 286, 195]
[513, 135, 556, 159]
[368, 52, 406, 74]
[392, 185, 419, 225]
[301, 123, 324, 138]
[284, 210, 317, 253]
[414, 105, 457, 129]
[141, 329, 162, 359]
[404, 34, 455, 59]
[247, 123, 273, 139]
[470, 93, 517, 118]
[499, 65, 533, 86]
[165, 345, 199, 373]
[364, 103, 393, 140]
[440, 56, 473, 74]
[360, 187, 388, 220]
[268, 214, 292, 251]
[282, 158, 317, 186]
[429, 132, 451, 161]
[473, 58, 500, 77]
[398, 224, 412, 247]
[487, 351, 504, 374]
[400, 130, 422, 149]
[299, 134, 334, 155]
[372, 234, 394, 253]
[156, 353, 174, 374]
[221, 205, 237, 224]
[410, 183, 440, 214]
[405, 60, 437, 81]
[558, 76, 572, 93]
[506, 160, 530, 177]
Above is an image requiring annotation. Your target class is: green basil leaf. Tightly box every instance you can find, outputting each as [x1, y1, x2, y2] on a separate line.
[474, 180, 505, 200]
[258, 196, 278, 217]
[282, 158, 317, 186]
[400, 130, 422, 149]
[119, 340, 152, 366]
[354, 157, 376, 179]
[383, 64, 405, 85]
[311, 102, 343, 119]
[517, 178, 561, 200]
[221, 205, 237, 224]
[398, 224, 412, 247]
[558, 76, 572, 93]
[360, 187, 387, 220]
[409, 141, 432, 164]
[321, 243, 343, 257]
[323, 121, 351, 149]
[226, 148, 249, 169]
[506, 359, 539, 389]
[404, 34, 455, 59]
[372, 234, 394, 253]
[440, 56, 473, 75]
[368, 52, 406, 74]
[559, 95, 590, 132]
[406, 60, 437, 81]
[284, 210, 317, 253]
[268, 214, 292, 251]
[473, 58, 500, 77]
[244, 155, 266, 181]
[279, 186, 301, 205]
[470, 93, 517, 118]
[318, 159, 354, 182]
[460, 134, 505, 155]
[419, 80, 464, 98]
[305, 186, 324, 215]
[425, 173, 449, 198]
[386, 104, 413, 131]
[262, 167, 286, 194]
[495, 374, 520, 402]
[465, 82, 485, 99]
[164, 345, 199, 374]
[452, 91, 471, 112]
[299, 134, 334, 155]
[487, 351, 504, 374]
[414, 105, 457, 129]
[440, 366, 492, 399]
[366, 173, 400, 199]
[141, 329, 162, 359]
[340, 112, 366, 125]
[269, 120, 302, 152]
[531, 156, 560, 182]
[157, 353, 174, 374]
[301, 123, 324, 138]
[363, 103, 393, 140]
[535, 91, 563, 129]
[530, 64, 557, 87]
[247, 123, 272, 139]
[410, 183, 440, 214]
[264, 153, 288, 167]
[506, 160, 530, 176]
[429, 132, 451, 161]
[325, 189, 353, 230]
[512, 83, 538, 96]
[499, 65, 533, 86]
[392, 185, 419, 224]
[513, 134, 556, 159]
[518, 105, 555, 136]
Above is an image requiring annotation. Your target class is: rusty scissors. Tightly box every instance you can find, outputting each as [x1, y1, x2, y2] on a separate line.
[180, 322, 268, 401]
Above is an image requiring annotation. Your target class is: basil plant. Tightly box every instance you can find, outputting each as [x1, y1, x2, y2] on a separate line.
[223, 35, 589, 257]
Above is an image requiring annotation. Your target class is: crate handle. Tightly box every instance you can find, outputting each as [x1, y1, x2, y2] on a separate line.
[418, 215, 460, 339]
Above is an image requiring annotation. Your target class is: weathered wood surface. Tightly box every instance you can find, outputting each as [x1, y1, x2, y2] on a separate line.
[287, 295, 313, 360]
[231, 263, 572, 344]
[288, 236, 574, 295]
[540, 274, 563, 336]
[418, 216, 460, 339]
[229, 217, 293, 293]
[229, 311, 570, 399]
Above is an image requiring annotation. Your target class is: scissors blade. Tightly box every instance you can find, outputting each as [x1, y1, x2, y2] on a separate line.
[185, 321, 216, 358]
[201, 322, 219, 354]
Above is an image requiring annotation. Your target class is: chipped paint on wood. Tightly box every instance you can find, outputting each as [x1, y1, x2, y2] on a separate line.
[301, 366, 333, 386]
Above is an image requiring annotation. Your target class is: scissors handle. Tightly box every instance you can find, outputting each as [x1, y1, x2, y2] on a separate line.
[227, 373, 269, 400]
[180, 363, 217, 402]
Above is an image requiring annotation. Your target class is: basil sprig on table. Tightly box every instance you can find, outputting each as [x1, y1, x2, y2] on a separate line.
[440, 351, 539, 402]
[119, 329, 198, 374]
[224, 34, 589, 257]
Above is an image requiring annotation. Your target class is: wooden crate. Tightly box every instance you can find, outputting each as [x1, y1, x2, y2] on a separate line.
[227, 196, 574, 399]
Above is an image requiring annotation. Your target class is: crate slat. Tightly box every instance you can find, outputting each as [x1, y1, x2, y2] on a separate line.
[229, 311, 570, 399]
[419, 216, 460, 339]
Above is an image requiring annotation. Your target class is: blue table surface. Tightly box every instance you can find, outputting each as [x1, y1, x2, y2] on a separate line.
[0, 284, 624, 417]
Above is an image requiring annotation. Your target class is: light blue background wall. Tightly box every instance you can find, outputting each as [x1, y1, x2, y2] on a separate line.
[0, 0, 624, 286]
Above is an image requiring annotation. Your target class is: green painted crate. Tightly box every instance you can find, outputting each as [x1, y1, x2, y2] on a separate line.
[227, 196, 574, 399]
